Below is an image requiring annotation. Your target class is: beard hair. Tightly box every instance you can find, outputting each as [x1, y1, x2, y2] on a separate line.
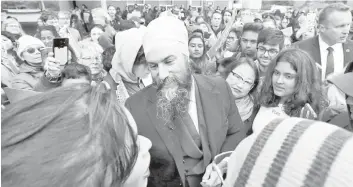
[155, 72, 192, 126]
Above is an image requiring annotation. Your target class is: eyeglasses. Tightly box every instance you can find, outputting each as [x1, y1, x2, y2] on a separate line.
[24, 46, 44, 54]
[230, 71, 253, 87]
[257, 46, 279, 57]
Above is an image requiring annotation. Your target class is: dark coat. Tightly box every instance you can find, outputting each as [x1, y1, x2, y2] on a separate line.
[292, 36, 353, 78]
[125, 74, 246, 187]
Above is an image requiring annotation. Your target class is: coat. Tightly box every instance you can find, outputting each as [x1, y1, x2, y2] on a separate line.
[11, 63, 43, 91]
[125, 74, 247, 187]
[293, 36, 353, 79]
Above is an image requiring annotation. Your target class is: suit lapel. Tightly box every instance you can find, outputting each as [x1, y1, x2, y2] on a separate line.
[312, 36, 322, 65]
[194, 75, 223, 156]
[343, 41, 353, 67]
[146, 88, 186, 186]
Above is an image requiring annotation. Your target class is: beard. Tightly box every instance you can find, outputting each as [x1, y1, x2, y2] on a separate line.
[155, 71, 192, 126]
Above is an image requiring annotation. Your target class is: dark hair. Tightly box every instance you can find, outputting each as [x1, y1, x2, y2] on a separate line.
[188, 34, 206, 59]
[345, 61, 353, 73]
[242, 22, 264, 35]
[257, 28, 285, 50]
[133, 46, 146, 66]
[2, 85, 138, 186]
[107, 5, 115, 10]
[259, 48, 327, 117]
[70, 14, 79, 27]
[36, 25, 60, 39]
[192, 29, 204, 36]
[222, 57, 260, 96]
[102, 46, 116, 71]
[62, 63, 92, 82]
[1, 31, 17, 44]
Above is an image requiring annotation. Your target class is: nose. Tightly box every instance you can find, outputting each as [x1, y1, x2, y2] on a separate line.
[246, 42, 252, 48]
[158, 63, 169, 80]
[276, 75, 284, 84]
[138, 135, 152, 153]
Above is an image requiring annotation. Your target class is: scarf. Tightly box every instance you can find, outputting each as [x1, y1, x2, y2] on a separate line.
[235, 95, 254, 121]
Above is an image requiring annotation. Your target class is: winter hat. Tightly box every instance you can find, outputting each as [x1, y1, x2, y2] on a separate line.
[17, 35, 45, 60]
[143, 15, 188, 61]
[224, 117, 353, 187]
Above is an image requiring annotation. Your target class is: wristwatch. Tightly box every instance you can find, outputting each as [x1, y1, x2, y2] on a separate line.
[45, 70, 62, 83]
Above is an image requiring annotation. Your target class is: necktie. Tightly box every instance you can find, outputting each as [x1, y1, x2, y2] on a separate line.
[326, 47, 334, 77]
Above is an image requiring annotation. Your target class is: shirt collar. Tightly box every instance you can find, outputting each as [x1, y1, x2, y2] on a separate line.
[318, 34, 342, 51]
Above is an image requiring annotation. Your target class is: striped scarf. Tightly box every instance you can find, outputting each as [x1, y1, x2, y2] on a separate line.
[224, 117, 353, 187]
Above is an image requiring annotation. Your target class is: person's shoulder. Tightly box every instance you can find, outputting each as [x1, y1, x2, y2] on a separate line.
[293, 36, 317, 48]
[125, 84, 155, 105]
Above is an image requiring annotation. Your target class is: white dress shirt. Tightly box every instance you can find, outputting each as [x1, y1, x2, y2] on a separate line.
[318, 35, 344, 80]
[188, 76, 199, 133]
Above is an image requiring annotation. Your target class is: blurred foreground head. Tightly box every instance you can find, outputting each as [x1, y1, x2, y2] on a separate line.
[1, 84, 148, 187]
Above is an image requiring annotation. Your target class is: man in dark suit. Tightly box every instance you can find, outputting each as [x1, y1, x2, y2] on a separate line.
[293, 3, 353, 81]
[125, 16, 246, 187]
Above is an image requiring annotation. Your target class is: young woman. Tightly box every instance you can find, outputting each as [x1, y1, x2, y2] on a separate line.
[224, 57, 260, 128]
[252, 48, 327, 133]
[36, 25, 60, 47]
[188, 34, 217, 75]
[2, 84, 152, 187]
[2, 17, 26, 38]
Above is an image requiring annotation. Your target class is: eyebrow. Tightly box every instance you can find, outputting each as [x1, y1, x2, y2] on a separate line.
[149, 55, 176, 64]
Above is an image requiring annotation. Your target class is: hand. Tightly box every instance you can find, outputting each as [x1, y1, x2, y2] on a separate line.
[44, 52, 61, 77]
[201, 158, 228, 187]
[300, 103, 318, 120]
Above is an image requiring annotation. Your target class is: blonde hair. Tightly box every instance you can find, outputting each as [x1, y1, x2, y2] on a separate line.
[2, 17, 26, 36]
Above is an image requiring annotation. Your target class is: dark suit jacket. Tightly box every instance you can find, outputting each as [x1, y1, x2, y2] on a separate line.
[125, 74, 246, 187]
[293, 36, 353, 78]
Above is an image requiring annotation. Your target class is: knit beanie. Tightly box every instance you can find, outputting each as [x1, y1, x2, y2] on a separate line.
[17, 35, 45, 60]
[143, 15, 189, 61]
[224, 117, 353, 187]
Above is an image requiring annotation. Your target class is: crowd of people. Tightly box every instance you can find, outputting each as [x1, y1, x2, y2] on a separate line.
[2, 2, 353, 187]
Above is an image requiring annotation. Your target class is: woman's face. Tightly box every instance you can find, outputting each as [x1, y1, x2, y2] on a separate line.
[90, 27, 103, 42]
[133, 63, 150, 79]
[47, 18, 60, 31]
[1, 35, 14, 51]
[40, 30, 55, 47]
[22, 45, 43, 64]
[80, 52, 103, 75]
[223, 12, 232, 23]
[281, 19, 289, 28]
[123, 108, 152, 187]
[199, 23, 209, 34]
[108, 6, 117, 17]
[226, 31, 238, 51]
[188, 37, 204, 59]
[5, 20, 21, 35]
[301, 29, 315, 40]
[226, 63, 255, 99]
[272, 61, 297, 102]
[37, 19, 44, 27]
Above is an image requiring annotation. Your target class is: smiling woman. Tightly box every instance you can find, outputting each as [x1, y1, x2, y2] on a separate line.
[251, 48, 328, 132]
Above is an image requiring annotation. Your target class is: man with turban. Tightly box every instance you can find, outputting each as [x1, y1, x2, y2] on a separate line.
[125, 15, 246, 187]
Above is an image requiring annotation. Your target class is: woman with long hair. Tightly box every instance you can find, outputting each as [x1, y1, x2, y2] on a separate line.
[252, 48, 327, 132]
[188, 34, 216, 75]
[2, 84, 152, 187]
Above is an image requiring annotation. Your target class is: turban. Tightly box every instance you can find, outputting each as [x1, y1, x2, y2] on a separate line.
[143, 16, 188, 61]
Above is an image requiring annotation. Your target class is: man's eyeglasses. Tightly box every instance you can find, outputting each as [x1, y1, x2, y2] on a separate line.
[257, 46, 279, 57]
[24, 46, 44, 54]
[230, 71, 253, 87]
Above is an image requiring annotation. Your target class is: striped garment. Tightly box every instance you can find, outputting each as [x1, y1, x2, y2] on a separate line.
[224, 117, 353, 187]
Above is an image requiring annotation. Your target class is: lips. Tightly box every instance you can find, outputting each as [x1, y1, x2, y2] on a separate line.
[273, 85, 285, 92]
[232, 87, 241, 93]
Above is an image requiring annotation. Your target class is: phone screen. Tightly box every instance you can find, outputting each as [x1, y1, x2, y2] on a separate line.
[53, 38, 69, 66]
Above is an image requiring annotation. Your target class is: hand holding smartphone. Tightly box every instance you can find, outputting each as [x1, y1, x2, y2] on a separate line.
[300, 103, 318, 120]
[53, 38, 69, 66]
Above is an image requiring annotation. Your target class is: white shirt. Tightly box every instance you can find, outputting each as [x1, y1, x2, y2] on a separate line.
[188, 76, 199, 133]
[318, 35, 344, 80]
[252, 105, 289, 133]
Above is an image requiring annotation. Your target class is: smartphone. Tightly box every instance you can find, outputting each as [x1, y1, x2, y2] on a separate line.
[53, 38, 69, 66]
